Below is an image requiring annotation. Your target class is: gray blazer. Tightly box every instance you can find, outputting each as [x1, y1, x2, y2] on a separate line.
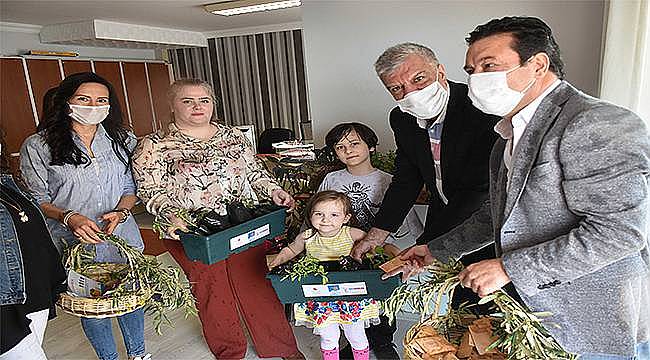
[427, 81, 650, 356]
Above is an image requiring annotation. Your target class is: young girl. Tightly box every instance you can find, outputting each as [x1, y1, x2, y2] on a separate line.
[321, 122, 426, 358]
[270, 191, 379, 360]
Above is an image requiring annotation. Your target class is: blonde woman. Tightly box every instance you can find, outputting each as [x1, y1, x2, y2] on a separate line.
[132, 78, 303, 360]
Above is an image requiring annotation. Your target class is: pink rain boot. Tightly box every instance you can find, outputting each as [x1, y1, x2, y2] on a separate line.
[321, 347, 339, 360]
[352, 347, 369, 360]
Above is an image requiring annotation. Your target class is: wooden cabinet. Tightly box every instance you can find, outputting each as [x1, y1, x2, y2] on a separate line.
[1, 59, 37, 153]
[1, 58, 36, 175]
[0, 57, 173, 177]
[94, 61, 129, 122]
[62, 60, 92, 77]
[147, 63, 173, 130]
[26, 59, 63, 121]
[122, 62, 155, 136]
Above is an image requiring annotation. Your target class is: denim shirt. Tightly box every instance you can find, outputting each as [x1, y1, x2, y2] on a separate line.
[19, 125, 143, 260]
[0, 174, 49, 305]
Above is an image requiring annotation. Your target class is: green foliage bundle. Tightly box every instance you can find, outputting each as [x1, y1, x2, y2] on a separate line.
[66, 233, 197, 334]
[259, 153, 341, 240]
[382, 259, 577, 359]
[371, 150, 396, 174]
[279, 255, 329, 284]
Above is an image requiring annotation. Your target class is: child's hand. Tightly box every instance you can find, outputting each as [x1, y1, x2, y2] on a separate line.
[268, 246, 296, 269]
[268, 254, 283, 269]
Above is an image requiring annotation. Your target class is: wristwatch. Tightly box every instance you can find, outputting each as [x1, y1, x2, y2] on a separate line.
[115, 208, 132, 223]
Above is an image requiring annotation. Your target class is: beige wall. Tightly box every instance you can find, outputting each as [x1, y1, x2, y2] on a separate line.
[302, 0, 606, 151]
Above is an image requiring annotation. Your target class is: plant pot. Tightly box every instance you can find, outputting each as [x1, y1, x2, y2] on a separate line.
[179, 208, 286, 265]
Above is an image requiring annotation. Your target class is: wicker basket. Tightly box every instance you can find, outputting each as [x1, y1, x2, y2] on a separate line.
[403, 314, 476, 360]
[57, 242, 153, 319]
[58, 288, 152, 318]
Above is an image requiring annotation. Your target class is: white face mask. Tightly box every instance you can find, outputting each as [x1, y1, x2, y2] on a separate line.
[68, 104, 110, 125]
[467, 64, 535, 117]
[396, 71, 448, 119]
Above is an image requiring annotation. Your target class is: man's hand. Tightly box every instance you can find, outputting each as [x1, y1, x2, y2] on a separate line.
[350, 227, 390, 261]
[458, 258, 511, 297]
[381, 245, 434, 282]
[271, 189, 295, 210]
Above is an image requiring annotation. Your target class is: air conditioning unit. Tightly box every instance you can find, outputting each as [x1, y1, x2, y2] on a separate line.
[40, 20, 207, 49]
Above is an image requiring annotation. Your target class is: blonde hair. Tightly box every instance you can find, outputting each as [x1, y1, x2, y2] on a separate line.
[167, 78, 219, 123]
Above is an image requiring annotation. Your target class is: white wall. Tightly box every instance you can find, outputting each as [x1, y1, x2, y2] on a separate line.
[1, 27, 157, 60]
[302, 0, 605, 151]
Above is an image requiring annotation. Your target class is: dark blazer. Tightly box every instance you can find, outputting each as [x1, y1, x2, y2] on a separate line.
[374, 80, 499, 245]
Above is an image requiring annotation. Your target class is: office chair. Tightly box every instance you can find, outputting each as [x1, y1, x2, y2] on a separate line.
[257, 128, 295, 154]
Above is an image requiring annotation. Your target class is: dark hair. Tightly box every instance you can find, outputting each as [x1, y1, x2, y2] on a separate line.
[325, 122, 378, 158]
[36, 72, 132, 170]
[304, 190, 356, 230]
[41, 87, 58, 120]
[466, 16, 565, 79]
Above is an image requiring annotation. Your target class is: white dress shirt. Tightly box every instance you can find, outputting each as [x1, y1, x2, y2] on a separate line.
[493, 79, 561, 185]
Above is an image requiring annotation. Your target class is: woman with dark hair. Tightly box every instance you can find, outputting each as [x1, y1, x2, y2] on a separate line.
[19, 72, 148, 360]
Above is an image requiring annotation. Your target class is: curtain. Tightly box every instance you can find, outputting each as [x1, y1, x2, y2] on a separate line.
[167, 47, 213, 85]
[598, 0, 650, 123]
[168, 30, 310, 141]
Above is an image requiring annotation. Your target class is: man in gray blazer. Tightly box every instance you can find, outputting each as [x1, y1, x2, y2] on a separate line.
[387, 16, 650, 358]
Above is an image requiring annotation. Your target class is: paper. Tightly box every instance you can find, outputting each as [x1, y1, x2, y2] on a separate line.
[468, 318, 498, 355]
[67, 269, 105, 298]
[302, 282, 368, 297]
[379, 256, 407, 273]
[230, 223, 270, 250]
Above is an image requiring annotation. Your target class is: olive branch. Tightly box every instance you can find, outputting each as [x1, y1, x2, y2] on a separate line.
[279, 255, 329, 284]
[66, 233, 197, 335]
[382, 258, 577, 359]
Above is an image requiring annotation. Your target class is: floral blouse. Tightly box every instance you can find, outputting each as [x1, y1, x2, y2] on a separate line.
[132, 122, 281, 220]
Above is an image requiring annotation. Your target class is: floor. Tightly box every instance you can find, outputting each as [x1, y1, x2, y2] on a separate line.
[42, 253, 420, 360]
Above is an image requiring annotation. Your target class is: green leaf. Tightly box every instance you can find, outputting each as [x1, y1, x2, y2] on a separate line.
[478, 293, 497, 304]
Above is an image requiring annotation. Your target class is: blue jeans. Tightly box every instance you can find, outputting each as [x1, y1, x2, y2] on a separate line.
[580, 341, 649, 359]
[80, 308, 145, 360]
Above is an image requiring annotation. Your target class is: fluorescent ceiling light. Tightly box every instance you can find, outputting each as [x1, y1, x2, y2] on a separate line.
[204, 0, 301, 16]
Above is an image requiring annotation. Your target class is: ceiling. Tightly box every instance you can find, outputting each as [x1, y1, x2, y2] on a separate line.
[0, 0, 302, 33]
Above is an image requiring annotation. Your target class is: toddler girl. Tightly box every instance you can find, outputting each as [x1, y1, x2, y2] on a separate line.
[270, 190, 379, 360]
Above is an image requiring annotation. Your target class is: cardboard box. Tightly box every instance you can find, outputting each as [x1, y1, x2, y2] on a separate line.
[267, 269, 400, 303]
[179, 208, 286, 265]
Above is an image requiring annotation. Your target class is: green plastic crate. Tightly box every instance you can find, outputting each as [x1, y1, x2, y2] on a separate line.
[267, 269, 400, 303]
[179, 208, 286, 265]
